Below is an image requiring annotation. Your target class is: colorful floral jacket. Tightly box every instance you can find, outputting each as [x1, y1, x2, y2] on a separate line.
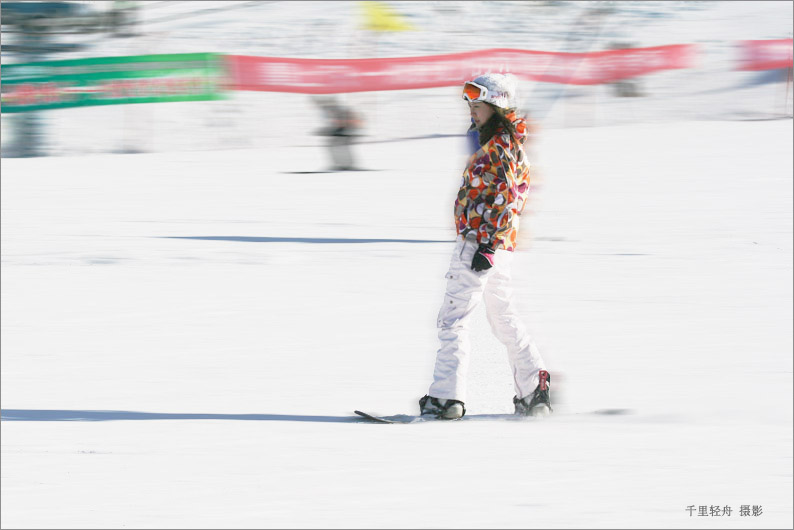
[454, 112, 530, 251]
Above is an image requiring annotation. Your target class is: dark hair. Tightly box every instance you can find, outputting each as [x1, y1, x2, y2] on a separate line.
[477, 104, 518, 146]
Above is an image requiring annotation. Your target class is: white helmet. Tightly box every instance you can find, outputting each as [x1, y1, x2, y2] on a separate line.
[462, 73, 517, 110]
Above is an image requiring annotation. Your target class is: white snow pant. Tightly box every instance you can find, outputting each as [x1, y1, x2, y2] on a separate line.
[428, 233, 546, 403]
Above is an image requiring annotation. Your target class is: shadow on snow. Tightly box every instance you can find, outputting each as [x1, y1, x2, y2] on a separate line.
[1, 409, 357, 423]
[1, 408, 635, 423]
[159, 236, 453, 244]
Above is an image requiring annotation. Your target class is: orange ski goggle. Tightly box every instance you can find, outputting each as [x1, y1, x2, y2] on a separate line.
[462, 81, 489, 103]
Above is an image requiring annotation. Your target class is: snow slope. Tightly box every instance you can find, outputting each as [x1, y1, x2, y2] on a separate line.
[2, 1, 793, 528]
[2, 117, 792, 528]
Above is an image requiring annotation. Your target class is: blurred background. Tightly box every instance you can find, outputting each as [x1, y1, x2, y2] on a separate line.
[1, 0, 792, 159]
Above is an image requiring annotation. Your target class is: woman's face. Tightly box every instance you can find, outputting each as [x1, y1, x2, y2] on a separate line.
[468, 101, 494, 128]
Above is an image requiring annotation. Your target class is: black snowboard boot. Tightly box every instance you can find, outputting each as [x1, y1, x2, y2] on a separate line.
[513, 370, 552, 416]
[419, 395, 466, 419]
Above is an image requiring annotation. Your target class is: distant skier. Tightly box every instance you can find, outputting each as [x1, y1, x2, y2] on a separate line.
[313, 96, 362, 171]
[419, 73, 551, 420]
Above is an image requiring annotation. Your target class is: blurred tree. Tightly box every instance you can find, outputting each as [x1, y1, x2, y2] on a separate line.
[0, 1, 131, 157]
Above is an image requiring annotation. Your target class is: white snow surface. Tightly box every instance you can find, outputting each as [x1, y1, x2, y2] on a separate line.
[2, 118, 792, 529]
[2, 1, 793, 529]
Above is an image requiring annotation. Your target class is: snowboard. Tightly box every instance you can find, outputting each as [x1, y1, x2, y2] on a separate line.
[354, 408, 630, 424]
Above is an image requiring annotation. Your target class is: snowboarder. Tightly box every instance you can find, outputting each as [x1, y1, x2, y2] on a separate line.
[419, 73, 551, 420]
[313, 95, 362, 171]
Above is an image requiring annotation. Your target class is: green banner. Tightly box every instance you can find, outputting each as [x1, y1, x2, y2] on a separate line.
[1, 53, 226, 113]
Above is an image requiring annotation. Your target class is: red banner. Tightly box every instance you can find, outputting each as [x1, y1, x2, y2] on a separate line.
[737, 39, 794, 71]
[226, 45, 697, 93]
